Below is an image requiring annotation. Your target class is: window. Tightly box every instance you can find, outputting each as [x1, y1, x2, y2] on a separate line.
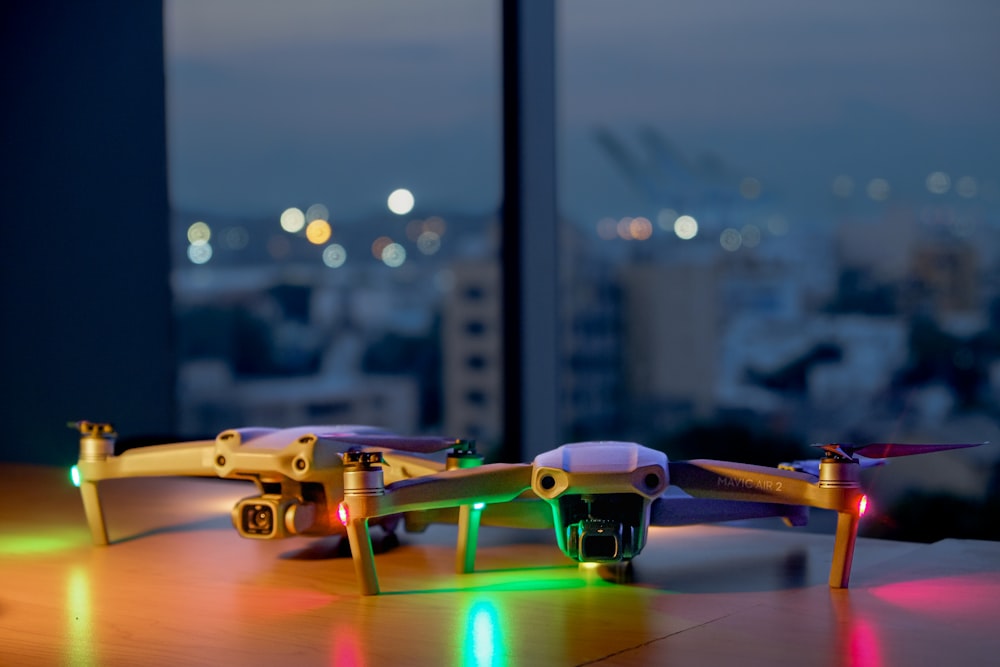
[558, 0, 1000, 454]
[166, 2, 501, 445]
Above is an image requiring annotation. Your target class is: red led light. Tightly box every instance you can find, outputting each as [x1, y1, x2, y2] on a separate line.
[337, 502, 349, 526]
[858, 495, 869, 517]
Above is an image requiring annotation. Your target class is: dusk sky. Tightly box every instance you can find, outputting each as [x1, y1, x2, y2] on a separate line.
[166, 0, 1000, 225]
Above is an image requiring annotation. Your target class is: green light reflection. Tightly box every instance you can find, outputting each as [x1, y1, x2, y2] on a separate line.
[0, 531, 85, 556]
[70, 465, 81, 487]
[66, 566, 96, 666]
[463, 599, 506, 667]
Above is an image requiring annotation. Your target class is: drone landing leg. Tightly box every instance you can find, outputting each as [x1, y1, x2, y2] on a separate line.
[455, 504, 482, 574]
[829, 511, 859, 588]
[345, 518, 379, 595]
[80, 481, 109, 545]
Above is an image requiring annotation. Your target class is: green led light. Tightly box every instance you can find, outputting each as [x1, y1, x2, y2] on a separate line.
[472, 502, 485, 511]
[70, 465, 81, 488]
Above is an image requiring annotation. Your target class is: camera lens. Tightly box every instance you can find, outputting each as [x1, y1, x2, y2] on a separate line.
[242, 503, 274, 535]
[580, 532, 619, 561]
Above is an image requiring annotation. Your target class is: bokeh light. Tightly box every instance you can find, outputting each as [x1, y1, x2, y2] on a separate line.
[616, 217, 633, 240]
[387, 188, 415, 215]
[305, 219, 332, 245]
[417, 231, 441, 255]
[767, 215, 789, 236]
[187, 243, 213, 264]
[629, 216, 653, 240]
[280, 207, 306, 233]
[381, 242, 407, 267]
[596, 217, 618, 240]
[306, 203, 329, 223]
[720, 228, 742, 251]
[187, 221, 211, 245]
[657, 208, 677, 231]
[741, 224, 761, 248]
[674, 215, 698, 240]
[926, 171, 951, 195]
[956, 176, 978, 198]
[867, 178, 890, 201]
[371, 236, 393, 259]
[322, 244, 346, 268]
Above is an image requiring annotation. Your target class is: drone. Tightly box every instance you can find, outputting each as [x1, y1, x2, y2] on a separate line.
[70, 420, 983, 595]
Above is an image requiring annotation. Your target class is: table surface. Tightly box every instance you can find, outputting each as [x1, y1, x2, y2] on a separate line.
[2, 463, 999, 666]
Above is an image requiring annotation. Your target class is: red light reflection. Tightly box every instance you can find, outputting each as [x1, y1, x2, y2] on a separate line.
[848, 616, 882, 667]
[871, 575, 1000, 617]
[832, 594, 884, 667]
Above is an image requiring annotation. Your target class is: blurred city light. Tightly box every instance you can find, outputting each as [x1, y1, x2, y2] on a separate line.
[280, 207, 306, 233]
[720, 227, 742, 251]
[741, 224, 761, 248]
[372, 235, 393, 259]
[382, 242, 407, 267]
[656, 208, 677, 231]
[186, 221, 211, 245]
[187, 242, 213, 264]
[322, 243, 347, 268]
[674, 215, 698, 240]
[306, 203, 329, 222]
[305, 219, 332, 245]
[926, 171, 951, 195]
[956, 176, 978, 198]
[388, 188, 415, 215]
[417, 231, 441, 255]
[629, 216, 652, 240]
[596, 217, 618, 240]
[867, 178, 891, 201]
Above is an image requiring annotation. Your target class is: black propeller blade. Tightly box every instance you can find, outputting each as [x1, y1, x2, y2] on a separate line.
[813, 442, 984, 460]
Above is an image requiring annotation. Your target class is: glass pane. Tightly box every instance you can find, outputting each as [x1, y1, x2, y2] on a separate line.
[559, 1, 999, 536]
[166, 1, 501, 445]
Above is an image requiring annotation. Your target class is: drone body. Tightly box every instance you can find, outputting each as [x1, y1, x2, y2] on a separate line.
[71, 421, 983, 596]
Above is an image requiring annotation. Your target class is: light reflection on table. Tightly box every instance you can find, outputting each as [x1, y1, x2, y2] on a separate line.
[2, 464, 998, 666]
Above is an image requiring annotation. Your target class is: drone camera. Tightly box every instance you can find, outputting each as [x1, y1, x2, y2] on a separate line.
[557, 493, 647, 563]
[233, 494, 318, 539]
[241, 502, 275, 536]
[572, 519, 623, 562]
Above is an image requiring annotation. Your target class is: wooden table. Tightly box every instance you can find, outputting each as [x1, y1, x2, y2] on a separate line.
[2, 463, 999, 666]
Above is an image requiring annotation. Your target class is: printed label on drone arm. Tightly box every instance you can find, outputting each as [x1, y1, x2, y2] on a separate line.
[716, 476, 783, 493]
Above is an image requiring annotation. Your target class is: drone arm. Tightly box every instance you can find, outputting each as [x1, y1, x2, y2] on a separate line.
[650, 495, 809, 527]
[77, 440, 218, 481]
[75, 440, 216, 546]
[350, 463, 534, 517]
[670, 459, 867, 588]
[668, 459, 853, 511]
[342, 463, 534, 595]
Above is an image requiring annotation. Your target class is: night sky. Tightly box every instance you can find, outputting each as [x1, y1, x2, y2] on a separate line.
[166, 0, 1000, 225]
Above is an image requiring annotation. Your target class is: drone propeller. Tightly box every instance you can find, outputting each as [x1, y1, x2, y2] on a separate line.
[319, 433, 474, 454]
[780, 455, 886, 478]
[813, 442, 984, 460]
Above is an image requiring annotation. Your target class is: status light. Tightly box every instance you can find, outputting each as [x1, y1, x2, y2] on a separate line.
[337, 502, 349, 526]
[70, 465, 81, 487]
[472, 502, 485, 511]
[858, 495, 869, 517]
